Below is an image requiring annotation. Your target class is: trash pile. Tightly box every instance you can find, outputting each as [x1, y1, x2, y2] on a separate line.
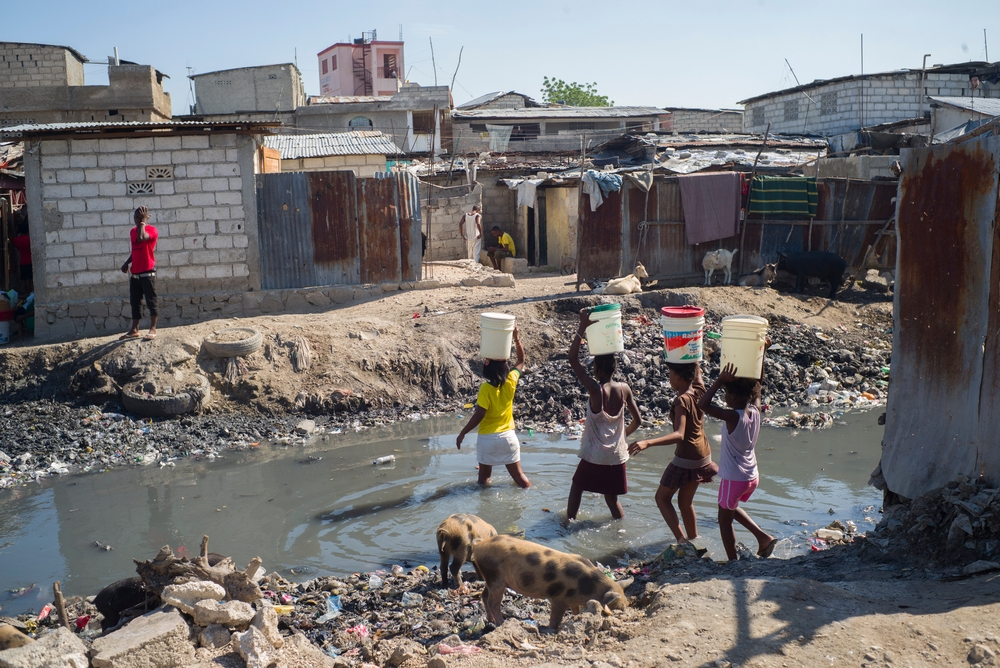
[514, 307, 891, 433]
[864, 474, 1000, 570]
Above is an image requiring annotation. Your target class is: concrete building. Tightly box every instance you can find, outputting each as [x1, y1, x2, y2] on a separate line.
[262, 131, 400, 176]
[662, 107, 743, 133]
[317, 30, 403, 97]
[452, 92, 667, 153]
[0, 42, 171, 127]
[928, 95, 1000, 136]
[191, 63, 305, 116]
[296, 84, 452, 154]
[10, 120, 277, 339]
[740, 61, 1000, 136]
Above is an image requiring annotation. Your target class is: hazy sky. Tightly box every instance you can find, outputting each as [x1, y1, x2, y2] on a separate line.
[11, 1, 999, 115]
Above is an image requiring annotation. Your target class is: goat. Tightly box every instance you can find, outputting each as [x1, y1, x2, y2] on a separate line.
[703, 248, 738, 285]
[594, 263, 648, 295]
[739, 263, 776, 287]
[560, 254, 576, 276]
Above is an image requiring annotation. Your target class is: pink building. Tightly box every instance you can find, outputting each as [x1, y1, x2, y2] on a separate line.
[317, 31, 403, 98]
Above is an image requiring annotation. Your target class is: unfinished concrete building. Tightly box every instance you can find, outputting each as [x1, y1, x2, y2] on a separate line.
[190, 63, 305, 116]
[0, 42, 171, 126]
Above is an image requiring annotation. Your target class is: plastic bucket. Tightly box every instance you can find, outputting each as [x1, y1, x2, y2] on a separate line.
[0, 320, 9, 345]
[660, 306, 705, 363]
[480, 312, 515, 359]
[720, 315, 768, 378]
[586, 303, 624, 355]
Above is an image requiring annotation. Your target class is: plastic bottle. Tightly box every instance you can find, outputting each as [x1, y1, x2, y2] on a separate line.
[368, 574, 383, 589]
[373, 455, 395, 465]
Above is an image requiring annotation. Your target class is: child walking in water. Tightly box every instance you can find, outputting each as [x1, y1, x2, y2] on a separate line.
[698, 356, 777, 561]
[566, 309, 642, 520]
[457, 326, 531, 488]
[628, 362, 716, 543]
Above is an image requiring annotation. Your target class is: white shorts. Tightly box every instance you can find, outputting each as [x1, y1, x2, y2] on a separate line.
[476, 429, 520, 466]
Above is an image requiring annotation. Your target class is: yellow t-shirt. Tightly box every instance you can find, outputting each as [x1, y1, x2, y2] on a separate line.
[499, 232, 516, 257]
[476, 369, 521, 434]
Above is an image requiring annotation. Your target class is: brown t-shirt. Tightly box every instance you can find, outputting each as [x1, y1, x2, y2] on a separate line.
[671, 377, 710, 460]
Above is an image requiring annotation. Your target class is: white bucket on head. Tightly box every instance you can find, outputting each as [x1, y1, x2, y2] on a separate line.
[721, 315, 769, 378]
[660, 306, 705, 363]
[480, 312, 515, 359]
[0, 320, 8, 345]
[586, 303, 624, 355]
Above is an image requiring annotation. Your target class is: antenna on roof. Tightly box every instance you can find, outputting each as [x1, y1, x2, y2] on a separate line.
[295, 48, 298, 69]
[399, 24, 403, 41]
[986, 28, 990, 62]
[114, 47, 120, 66]
[187, 67, 196, 115]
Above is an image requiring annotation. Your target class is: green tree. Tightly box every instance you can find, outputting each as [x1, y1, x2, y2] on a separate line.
[540, 77, 613, 107]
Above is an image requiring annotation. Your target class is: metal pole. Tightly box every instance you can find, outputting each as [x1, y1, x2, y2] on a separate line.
[919, 53, 931, 136]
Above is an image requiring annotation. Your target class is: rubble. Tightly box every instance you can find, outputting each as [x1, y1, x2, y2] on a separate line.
[0, 627, 88, 668]
[864, 474, 1000, 568]
[89, 608, 194, 668]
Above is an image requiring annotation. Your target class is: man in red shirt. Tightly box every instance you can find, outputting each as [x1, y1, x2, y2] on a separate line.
[11, 221, 32, 294]
[120, 206, 159, 340]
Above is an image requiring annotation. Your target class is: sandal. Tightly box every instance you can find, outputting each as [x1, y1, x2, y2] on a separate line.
[119, 333, 140, 340]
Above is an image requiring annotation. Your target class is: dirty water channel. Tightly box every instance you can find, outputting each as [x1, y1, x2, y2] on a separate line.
[0, 410, 883, 616]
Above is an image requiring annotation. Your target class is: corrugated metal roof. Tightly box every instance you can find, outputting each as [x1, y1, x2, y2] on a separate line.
[457, 91, 528, 109]
[308, 95, 394, 105]
[1, 120, 279, 138]
[930, 96, 1000, 116]
[453, 106, 666, 120]
[263, 131, 401, 159]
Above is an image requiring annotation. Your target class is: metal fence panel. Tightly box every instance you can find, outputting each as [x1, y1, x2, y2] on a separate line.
[257, 172, 322, 290]
[577, 189, 623, 280]
[882, 136, 1000, 498]
[397, 173, 422, 281]
[358, 177, 402, 284]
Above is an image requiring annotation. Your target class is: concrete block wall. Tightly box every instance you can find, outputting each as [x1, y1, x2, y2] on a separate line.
[668, 109, 744, 133]
[25, 133, 263, 340]
[0, 43, 81, 88]
[280, 154, 386, 177]
[420, 185, 482, 261]
[743, 72, 999, 136]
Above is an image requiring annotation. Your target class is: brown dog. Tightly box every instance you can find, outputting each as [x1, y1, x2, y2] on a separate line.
[471, 535, 632, 630]
[436, 514, 498, 588]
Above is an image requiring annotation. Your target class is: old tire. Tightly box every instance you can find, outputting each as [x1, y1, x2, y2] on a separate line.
[122, 374, 211, 417]
[201, 328, 263, 358]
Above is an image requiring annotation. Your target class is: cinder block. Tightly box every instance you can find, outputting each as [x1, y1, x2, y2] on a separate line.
[186, 164, 213, 178]
[205, 235, 233, 249]
[74, 241, 103, 256]
[220, 248, 247, 263]
[99, 182, 127, 197]
[154, 136, 183, 151]
[131, 195, 161, 210]
[201, 178, 229, 191]
[157, 238, 183, 252]
[182, 236, 203, 250]
[59, 229, 87, 243]
[206, 264, 233, 278]
[98, 153, 126, 168]
[152, 151, 173, 165]
[85, 168, 113, 183]
[218, 220, 243, 234]
[160, 194, 188, 208]
[71, 139, 99, 154]
[215, 191, 242, 205]
[181, 135, 210, 149]
[198, 149, 226, 163]
[45, 184, 72, 198]
[188, 192, 216, 206]
[501, 257, 528, 275]
[99, 138, 126, 152]
[168, 251, 192, 266]
[170, 223, 198, 237]
[228, 177, 242, 190]
[209, 134, 236, 148]
[58, 199, 86, 213]
[86, 226, 116, 241]
[86, 198, 114, 212]
[224, 150, 239, 164]
[125, 137, 154, 152]
[41, 140, 69, 155]
[75, 271, 102, 285]
[113, 197, 134, 211]
[171, 150, 199, 164]
[70, 154, 98, 168]
[57, 169, 85, 184]
[175, 207, 204, 222]
[197, 220, 217, 234]
[101, 240, 128, 254]
[47, 244, 74, 258]
[175, 179, 202, 194]
[125, 167, 147, 181]
[178, 265, 206, 279]
[42, 154, 71, 169]
[60, 257, 87, 272]
[203, 206, 229, 221]
[230, 205, 245, 220]
[87, 254, 116, 270]
[233, 264, 250, 277]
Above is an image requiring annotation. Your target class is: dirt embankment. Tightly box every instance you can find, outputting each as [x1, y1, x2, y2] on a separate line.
[0, 271, 893, 484]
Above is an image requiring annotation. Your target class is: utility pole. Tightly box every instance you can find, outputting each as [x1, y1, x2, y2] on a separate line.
[919, 54, 931, 132]
[429, 37, 438, 86]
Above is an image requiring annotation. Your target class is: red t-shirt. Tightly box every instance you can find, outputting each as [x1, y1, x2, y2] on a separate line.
[12, 235, 31, 266]
[129, 225, 158, 274]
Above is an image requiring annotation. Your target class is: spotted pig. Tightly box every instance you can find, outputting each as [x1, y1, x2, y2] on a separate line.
[471, 535, 633, 630]
[436, 514, 498, 588]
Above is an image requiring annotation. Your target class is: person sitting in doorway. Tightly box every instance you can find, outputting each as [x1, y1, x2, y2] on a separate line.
[486, 226, 516, 271]
[11, 221, 32, 295]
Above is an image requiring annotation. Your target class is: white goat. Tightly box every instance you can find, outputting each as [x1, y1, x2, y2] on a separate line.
[594, 263, 648, 295]
[702, 249, 739, 285]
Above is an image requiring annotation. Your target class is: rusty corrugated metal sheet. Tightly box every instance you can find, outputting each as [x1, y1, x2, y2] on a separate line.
[358, 177, 402, 284]
[397, 173, 422, 281]
[577, 189, 624, 281]
[309, 171, 361, 283]
[882, 136, 1000, 498]
[257, 172, 320, 290]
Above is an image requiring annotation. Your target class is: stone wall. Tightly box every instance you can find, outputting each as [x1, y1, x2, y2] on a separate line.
[420, 184, 482, 261]
[24, 132, 263, 340]
[743, 72, 999, 136]
[0, 43, 82, 88]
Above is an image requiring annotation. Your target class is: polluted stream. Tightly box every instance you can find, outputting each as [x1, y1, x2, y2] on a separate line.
[0, 409, 883, 616]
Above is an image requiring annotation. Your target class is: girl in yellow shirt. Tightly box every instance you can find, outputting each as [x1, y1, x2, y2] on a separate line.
[456, 326, 530, 488]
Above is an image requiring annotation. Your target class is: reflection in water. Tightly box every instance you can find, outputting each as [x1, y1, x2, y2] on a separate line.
[0, 411, 884, 615]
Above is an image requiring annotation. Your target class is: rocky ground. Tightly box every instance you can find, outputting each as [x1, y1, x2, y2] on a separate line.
[0, 266, 894, 488]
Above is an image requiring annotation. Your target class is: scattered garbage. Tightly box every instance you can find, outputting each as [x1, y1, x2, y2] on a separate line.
[373, 455, 396, 465]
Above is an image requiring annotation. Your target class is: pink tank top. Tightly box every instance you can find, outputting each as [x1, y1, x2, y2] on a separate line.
[578, 385, 629, 466]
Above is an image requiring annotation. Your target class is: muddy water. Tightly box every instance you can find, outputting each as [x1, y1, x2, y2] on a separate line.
[0, 410, 883, 616]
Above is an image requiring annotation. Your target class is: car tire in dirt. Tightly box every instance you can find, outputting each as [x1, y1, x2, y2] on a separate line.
[200, 328, 263, 358]
[121, 374, 212, 417]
